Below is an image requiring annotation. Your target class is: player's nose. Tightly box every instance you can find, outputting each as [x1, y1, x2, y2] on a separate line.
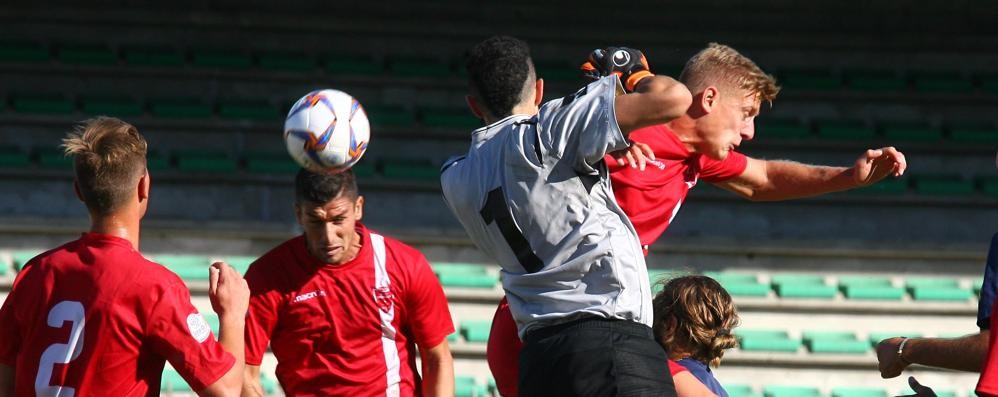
[741, 121, 756, 141]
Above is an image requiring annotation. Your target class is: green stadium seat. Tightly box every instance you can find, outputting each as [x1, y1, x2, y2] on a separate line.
[881, 122, 943, 142]
[803, 331, 868, 354]
[815, 120, 876, 140]
[387, 56, 453, 78]
[324, 55, 383, 76]
[351, 161, 376, 178]
[150, 99, 214, 119]
[912, 72, 974, 94]
[260, 373, 278, 394]
[217, 255, 255, 275]
[909, 287, 972, 301]
[82, 97, 144, 117]
[772, 274, 837, 299]
[949, 125, 998, 144]
[146, 151, 170, 172]
[535, 60, 582, 82]
[0, 41, 48, 63]
[704, 272, 758, 284]
[856, 178, 908, 195]
[421, 108, 480, 130]
[122, 45, 185, 67]
[759, 118, 812, 140]
[901, 388, 954, 397]
[433, 262, 497, 288]
[12, 95, 75, 115]
[12, 250, 40, 271]
[737, 329, 801, 352]
[913, 175, 975, 196]
[763, 385, 820, 397]
[867, 332, 922, 347]
[706, 272, 770, 297]
[245, 152, 300, 174]
[838, 276, 904, 300]
[57, 44, 117, 65]
[35, 148, 73, 170]
[974, 277, 986, 295]
[780, 69, 841, 91]
[218, 101, 279, 121]
[460, 320, 492, 343]
[191, 49, 253, 70]
[455, 375, 477, 397]
[380, 158, 439, 181]
[905, 277, 960, 289]
[365, 105, 416, 128]
[175, 151, 239, 173]
[153, 255, 211, 280]
[258, 51, 317, 72]
[0, 146, 31, 168]
[160, 369, 192, 392]
[447, 332, 460, 343]
[725, 384, 758, 397]
[981, 177, 998, 196]
[980, 74, 998, 94]
[433, 262, 489, 274]
[844, 69, 906, 92]
[831, 387, 887, 397]
[201, 312, 220, 337]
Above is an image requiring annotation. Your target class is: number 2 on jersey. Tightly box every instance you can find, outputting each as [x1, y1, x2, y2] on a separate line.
[479, 187, 544, 273]
[36, 301, 85, 397]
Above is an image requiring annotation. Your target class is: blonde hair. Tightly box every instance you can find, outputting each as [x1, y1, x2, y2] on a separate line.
[62, 117, 148, 214]
[652, 275, 740, 367]
[679, 43, 780, 104]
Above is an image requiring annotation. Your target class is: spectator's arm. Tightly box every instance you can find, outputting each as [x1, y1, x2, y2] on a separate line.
[876, 332, 989, 378]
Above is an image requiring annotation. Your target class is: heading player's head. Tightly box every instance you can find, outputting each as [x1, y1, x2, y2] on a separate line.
[294, 168, 364, 265]
[652, 275, 739, 367]
[62, 116, 150, 218]
[678, 43, 780, 160]
[464, 35, 544, 123]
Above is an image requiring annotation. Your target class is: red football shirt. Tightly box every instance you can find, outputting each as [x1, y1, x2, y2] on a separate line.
[244, 224, 454, 396]
[978, 296, 998, 396]
[607, 124, 748, 247]
[0, 233, 234, 396]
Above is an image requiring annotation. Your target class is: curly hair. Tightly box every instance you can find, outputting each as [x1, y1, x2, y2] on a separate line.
[465, 35, 535, 119]
[652, 275, 740, 367]
[62, 117, 148, 214]
[679, 43, 780, 104]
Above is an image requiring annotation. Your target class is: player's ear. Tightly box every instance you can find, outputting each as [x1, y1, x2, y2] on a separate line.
[700, 86, 719, 114]
[533, 78, 544, 106]
[465, 95, 486, 121]
[354, 196, 364, 221]
[137, 171, 150, 203]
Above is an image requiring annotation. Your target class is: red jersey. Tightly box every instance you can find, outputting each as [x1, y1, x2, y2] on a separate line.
[607, 124, 747, 246]
[244, 224, 454, 396]
[0, 233, 234, 396]
[979, 296, 998, 396]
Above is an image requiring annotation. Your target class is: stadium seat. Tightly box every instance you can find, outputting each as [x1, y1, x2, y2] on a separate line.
[838, 276, 904, 300]
[352, 161, 376, 178]
[981, 177, 998, 197]
[880, 122, 943, 142]
[779, 69, 841, 91]
[146, 151, 170, 172]
[830, 387, 887, 397]
[856, 177, 908, 195]
[912, 72, 974, 94]
[906, 277, 972, 301]
[12, 250, 39, 271]
[725, 384, 759, 397]
[81, 97, 144, 117]
[867, 332, 922, 347]
[815, 120, 877, 141]
[433, 262, 497, 289]
[56, 43, 117, 65]
[534, 60, 582, 82]
[149, 99, 214, 119]
[843, 69, 906, 92]
[705, 272, 771, 297]
[460, 320, 492, 344]
[758, 118, 812, 140]
[421, 108, 481, 130]
[260, 373, 278, 394]
[949, 125, 998, 144]
[245, 152, 300, 174]
[11, 95, 75, 115]
[258, 51, 317, 72]
[913, 175, 975, 196]
[455, 375, 476, 397]
[218, 255, 255, 275]
[803, 331, 869, 354]
[365, 105, 417, 128]
[763, 385, 821, 397]
[0, 146, 31, 168]
[35, 148, 73, 170]
[447, 332, 459, 343]
[386, 56, 453, 78]
[737, 329, 801, 353]
[191, 49, 254, 70]
[771, 274, 837, 299]
[380, 158, 439, 181]
[122, 45, 185, 67]
[0, 41, 48, 63]
[324, 55, 383, 76]
[901, 388, 954, 397]
[153, 255, 211, 280]
[980, 74, 998, 94]
[160, 369, 192, 392]
[218, 101, 279, 121]
[201, 312, 220, 337]
[174, 151, 239, 173]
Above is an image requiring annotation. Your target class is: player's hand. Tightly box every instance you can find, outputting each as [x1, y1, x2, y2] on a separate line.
[896, 376, 937, 397]
[876, 337, 909, 378]
[208, 261, 250, 319]
[580, 47, 654, 93]
[609, 140, 655, 170]
[853, 146, 906, 186]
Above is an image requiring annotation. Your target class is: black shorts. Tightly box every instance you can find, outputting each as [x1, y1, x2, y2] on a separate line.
[518, 316, 677, 397]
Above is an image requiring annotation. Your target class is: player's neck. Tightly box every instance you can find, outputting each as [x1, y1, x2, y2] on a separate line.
[667, 117, 700, 154]
[484, 102, 539, 124]
[89, 212, 141, 251]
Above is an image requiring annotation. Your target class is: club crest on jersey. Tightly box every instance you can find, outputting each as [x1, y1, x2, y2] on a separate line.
[187, 313, 211, 343]
[373, 286, 394, 313]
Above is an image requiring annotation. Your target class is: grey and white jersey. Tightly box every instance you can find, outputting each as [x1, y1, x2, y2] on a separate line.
[440, 76, 651, 337]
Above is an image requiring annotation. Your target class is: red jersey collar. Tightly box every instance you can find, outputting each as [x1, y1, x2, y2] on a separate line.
[79, 232, 136, 251]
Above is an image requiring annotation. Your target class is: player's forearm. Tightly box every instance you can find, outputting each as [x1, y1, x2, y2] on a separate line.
[617, 76, 692, 134]
[420, 353, 455, 397]
[747, 160, 853, 201]
[904, 332, 989, 372]
[240, 380, 265, 397]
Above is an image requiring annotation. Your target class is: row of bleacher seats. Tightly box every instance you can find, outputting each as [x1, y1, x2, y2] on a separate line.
[725, 384, 974, 397]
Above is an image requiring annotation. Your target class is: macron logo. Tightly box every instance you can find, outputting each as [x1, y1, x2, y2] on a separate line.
[647, 159, 666, 170]
[293, 290, 326, 303]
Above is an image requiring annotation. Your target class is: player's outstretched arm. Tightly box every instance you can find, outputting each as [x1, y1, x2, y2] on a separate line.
[419, 340, 455, 397]
[615, 75, 692, 135]
[199, 262, 250, 397]
[876, 333, 988, 378]
[716, 147, 907, 201]
[0, 363, 13, 397]
[240, 365, 265, 397]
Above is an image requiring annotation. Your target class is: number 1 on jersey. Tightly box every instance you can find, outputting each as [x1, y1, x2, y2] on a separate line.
[479, 187, 544, 273]
[36, 301, 85, 397]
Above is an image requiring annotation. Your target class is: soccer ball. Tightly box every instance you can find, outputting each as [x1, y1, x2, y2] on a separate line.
[284, 89, 370, 174]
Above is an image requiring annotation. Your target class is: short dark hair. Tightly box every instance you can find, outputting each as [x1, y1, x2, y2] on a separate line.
[62, 117, 148, 214]
[465, 35, 535, 118]
[294, 168, 359, 205]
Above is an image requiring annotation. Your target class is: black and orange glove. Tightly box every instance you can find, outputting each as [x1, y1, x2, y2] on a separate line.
[580, 46, 654, 93]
